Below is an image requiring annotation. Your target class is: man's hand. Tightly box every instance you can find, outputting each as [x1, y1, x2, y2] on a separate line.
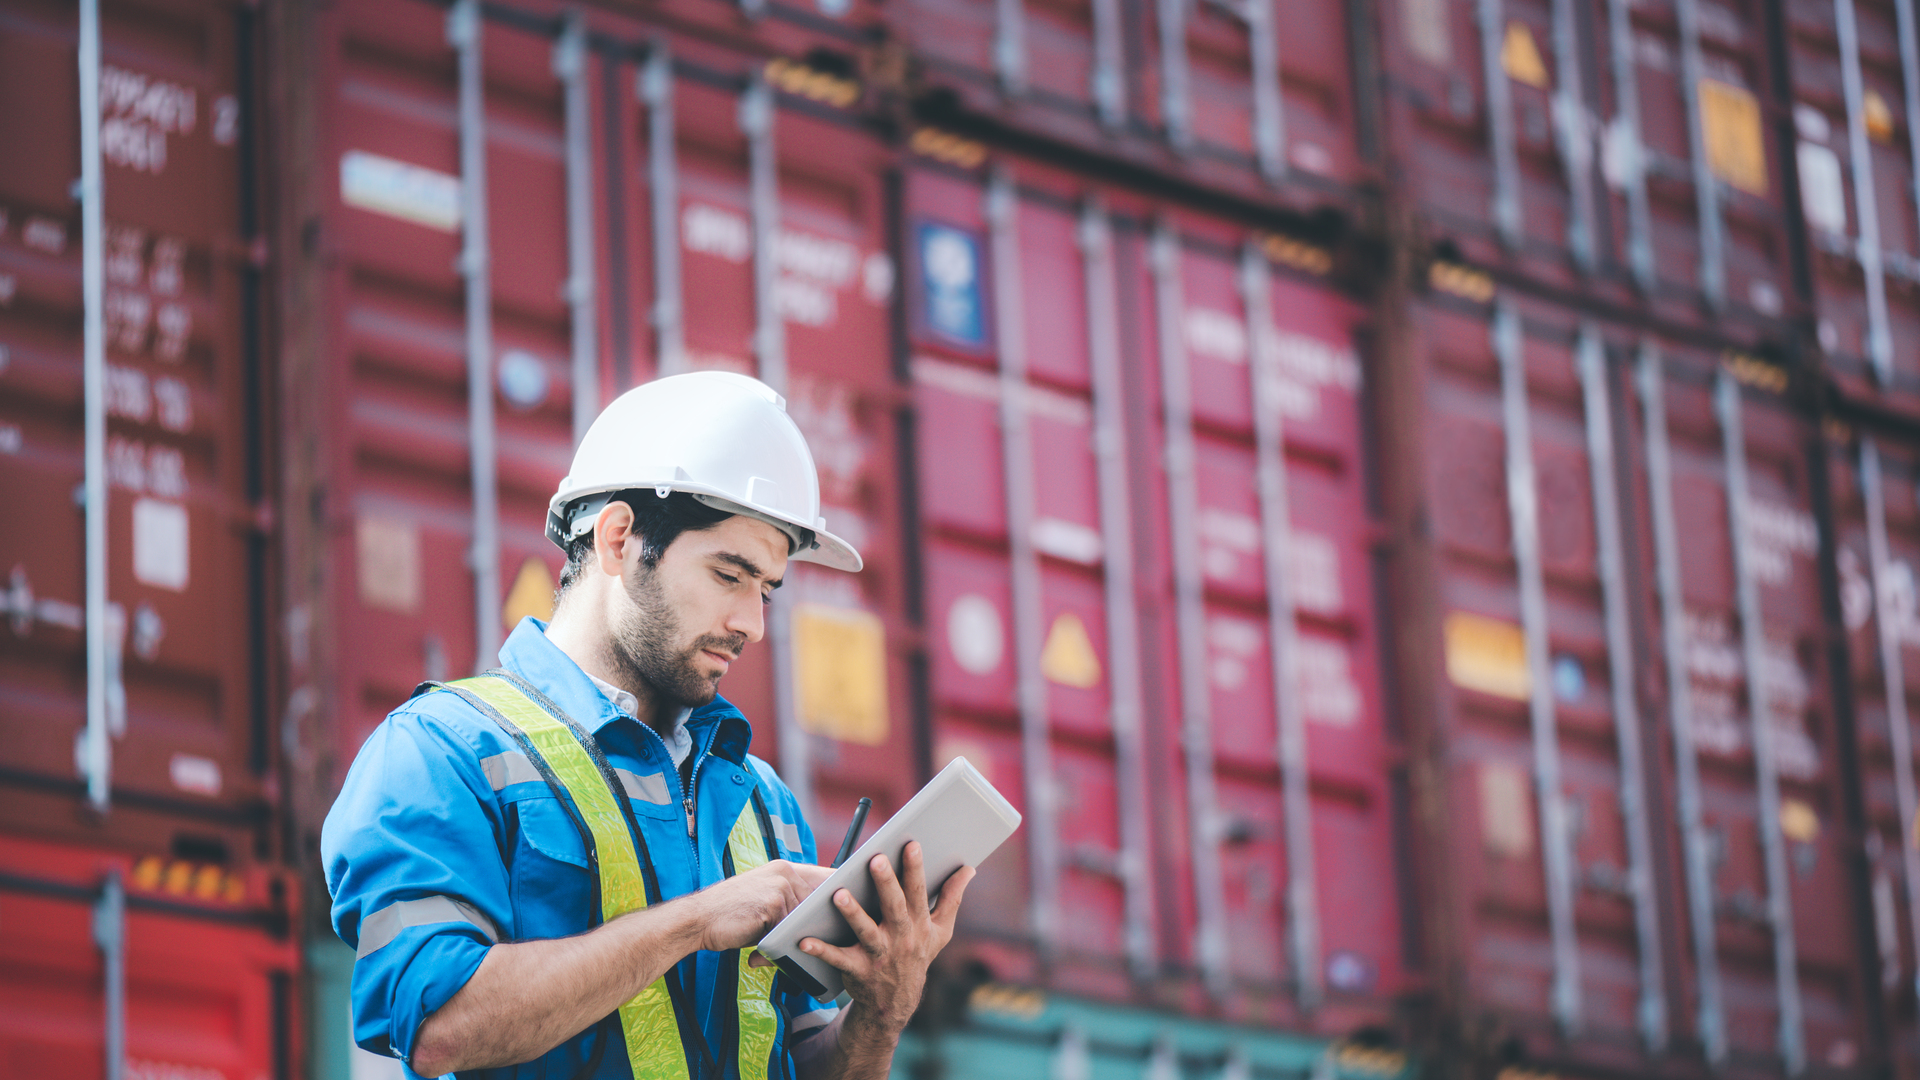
[804, 841, 974, 1032]
[693, 859, 834, 953]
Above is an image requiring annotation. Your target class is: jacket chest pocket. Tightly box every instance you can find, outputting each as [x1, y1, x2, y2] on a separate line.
[505, 793, 594, 933]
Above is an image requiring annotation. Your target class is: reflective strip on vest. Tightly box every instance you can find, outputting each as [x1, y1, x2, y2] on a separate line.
[452, 675, 689, 1080]
[448, 675, 781, 1080]
[730, 807, 778, 1080]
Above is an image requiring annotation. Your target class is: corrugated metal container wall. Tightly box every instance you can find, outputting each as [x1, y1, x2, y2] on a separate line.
[903, 150, 1410, 1032]
[1386, 276, 1877, 1076]
[1823, 429, 1920, 1080]
[1784, 0, 1920, 421]
[0, 832, 298, 1079]
[1374, 0, 1800, 333]
[0, 0, 273, 858]
[308, 0, 918, 849]
[887, 0, 1373, 213]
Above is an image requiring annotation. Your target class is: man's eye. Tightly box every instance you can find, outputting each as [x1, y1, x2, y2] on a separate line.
[760, 592, 773, 607]
[717, 571, 740, 585]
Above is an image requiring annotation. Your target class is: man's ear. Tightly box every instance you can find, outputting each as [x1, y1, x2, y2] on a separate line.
[594, 501, 635, 580]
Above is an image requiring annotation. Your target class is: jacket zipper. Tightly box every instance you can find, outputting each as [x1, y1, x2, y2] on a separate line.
[630, 713, 710, 857]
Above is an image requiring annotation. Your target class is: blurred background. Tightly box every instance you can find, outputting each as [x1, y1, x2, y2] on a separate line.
[2, 0, 1918, 1075]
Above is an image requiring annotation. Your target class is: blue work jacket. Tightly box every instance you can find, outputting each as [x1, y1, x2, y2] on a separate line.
[323, 618, 837, 1079]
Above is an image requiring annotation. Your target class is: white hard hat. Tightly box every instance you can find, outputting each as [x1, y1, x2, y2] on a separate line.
[546, 371, 862, 572]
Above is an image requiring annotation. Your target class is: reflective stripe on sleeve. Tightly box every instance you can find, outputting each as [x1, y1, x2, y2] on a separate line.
[787, 1006, 839, 1035]
[615, 768, 674, 806]
[480, 751, 544, 791]
[356, 895, 500, 959]
[768, 816, 804, 853]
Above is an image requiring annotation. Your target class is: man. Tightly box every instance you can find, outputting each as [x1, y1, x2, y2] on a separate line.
[324, 371, 974, 1079]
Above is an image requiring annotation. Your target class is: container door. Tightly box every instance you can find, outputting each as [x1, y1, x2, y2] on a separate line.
[0, 0, 269, 843]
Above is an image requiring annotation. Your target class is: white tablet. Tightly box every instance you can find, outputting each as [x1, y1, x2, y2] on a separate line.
[755, 756, 1022, 1001]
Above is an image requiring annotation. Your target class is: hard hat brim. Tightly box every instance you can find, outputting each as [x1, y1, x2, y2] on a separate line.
[794, 526, 863, 573]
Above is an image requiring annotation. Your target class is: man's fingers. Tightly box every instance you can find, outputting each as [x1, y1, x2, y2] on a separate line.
[931, 864, 976, 928]
[899, 840, 931, 916]
[869, 853, 911, 925]
[835, 888, 885, 948]
[801, 936, 867, 976]
[748, 950, 774, 969]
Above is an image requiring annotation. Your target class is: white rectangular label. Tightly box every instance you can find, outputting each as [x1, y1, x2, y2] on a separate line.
[132, 497, 190, 591]
[341, 150, 460, 232]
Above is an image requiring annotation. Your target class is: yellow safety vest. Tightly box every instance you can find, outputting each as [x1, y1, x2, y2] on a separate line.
[432, 671, 782, 1080]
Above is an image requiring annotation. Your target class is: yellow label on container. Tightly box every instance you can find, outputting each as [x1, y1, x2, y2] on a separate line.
[1779, 798, 1820, 843]
[502, 556, 556, 629]
[1502, 22, 1550, 89]
[793, 603, 890, 745]
[1700, 79, 1769, 196]
[1444, 612, 1530, 701]
[1040, 612, 1103, 689]
[1865, 89, 1895, 144]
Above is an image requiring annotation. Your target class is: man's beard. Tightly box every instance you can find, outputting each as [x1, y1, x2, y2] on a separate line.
[607, 564, 748, 709]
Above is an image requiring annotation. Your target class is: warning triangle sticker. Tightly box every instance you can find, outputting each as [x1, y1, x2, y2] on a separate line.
[502, 557, 556, 629]
[1040, 612, 1102, 689]
[1501, 22, 1550, 89]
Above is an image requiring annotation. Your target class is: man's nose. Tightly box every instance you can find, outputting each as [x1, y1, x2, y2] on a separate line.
[726, 595, 765, 644]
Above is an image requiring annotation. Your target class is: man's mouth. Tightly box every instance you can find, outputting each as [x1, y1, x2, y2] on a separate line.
[702, 648, 735, 671]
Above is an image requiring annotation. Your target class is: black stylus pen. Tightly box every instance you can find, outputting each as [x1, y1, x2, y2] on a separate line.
[830, 798, 873, 869]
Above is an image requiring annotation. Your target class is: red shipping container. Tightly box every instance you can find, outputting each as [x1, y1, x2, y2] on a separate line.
[1822, 430, 1920, 1080]
[903, 153, 1410, 1033]
[1784, 0, 1920, 423]
[1380, 279, 1878, 1076]
[886, 0, 1373, 214]
[1373, 0, 1800, 334]
[0, 0, 276, 856]
[0, 830, 299, 1080]
[297, 0, 920, 851]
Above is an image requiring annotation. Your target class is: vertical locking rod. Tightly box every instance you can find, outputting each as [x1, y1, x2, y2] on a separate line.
[996, 0, 1028, 96]
[1639, 345, 1727, 1062]
[1477, 0, 1524, 247]
[1496, 302, 1582, 1033]
[1158, 0, 1193, 149]
[1246, 0, 1287, 183]
[555, 14, 598, 443]
[1676, 0, 1727, 308]
[1550, 0, 1598, 272]
[450, 0, 502, 672]
[989, 169, 1060, 950]
[1577, 328, 1665, 1049]
[1243, 243, 1321, 1009]
[1081, 202, 1156, 980]
[1860, 440, 1920, 1008]
[94, 871, 124, 1080]
[643, 45, 685, 378]
[1716, 372, 1805, 1074]
[1836, 0, 1893, 381]
[1604, 0, 1655, 290]
[78, 0, 112, 812]
[1151, 222, 1231, 998]
[1090, 0, 1126, 129]
[1898, 0, 1920, 262]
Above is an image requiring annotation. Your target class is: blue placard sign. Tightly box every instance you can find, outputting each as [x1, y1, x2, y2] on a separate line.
[918, 222, 986, 348]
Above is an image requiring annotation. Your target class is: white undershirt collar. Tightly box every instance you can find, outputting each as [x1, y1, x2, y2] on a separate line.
[585, 672, 695, 767]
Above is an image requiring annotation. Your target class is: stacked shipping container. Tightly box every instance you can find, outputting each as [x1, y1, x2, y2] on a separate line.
[6, 0, 1919, 1075]
[0, 0, 300, 1076]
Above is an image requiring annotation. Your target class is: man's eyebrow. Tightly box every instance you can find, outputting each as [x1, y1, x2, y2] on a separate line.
[714, 551, 782, 589]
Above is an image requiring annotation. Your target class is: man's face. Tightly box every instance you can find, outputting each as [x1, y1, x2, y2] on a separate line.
[605, 513, 790, 708]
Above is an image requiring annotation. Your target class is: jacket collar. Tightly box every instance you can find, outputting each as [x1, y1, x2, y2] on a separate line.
[500, 617, 753, 763]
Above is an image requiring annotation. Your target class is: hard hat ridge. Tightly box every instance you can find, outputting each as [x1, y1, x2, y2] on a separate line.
[546, 370, 862, 572]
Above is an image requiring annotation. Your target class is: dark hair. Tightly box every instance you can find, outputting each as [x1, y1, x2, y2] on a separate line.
[556, 491, 734, 594]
